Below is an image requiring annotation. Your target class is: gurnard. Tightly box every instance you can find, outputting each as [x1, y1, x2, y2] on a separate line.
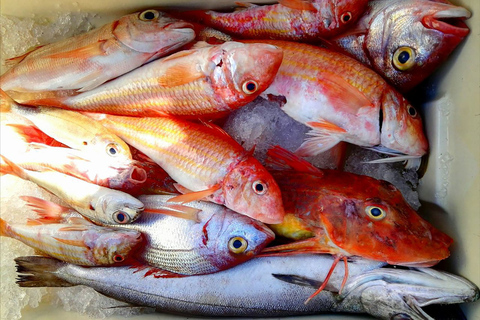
[1, 10, 195, 99]
[89, 114, 285, 224]
[242, 40, 428, 159]
[15, 255, 479, 319]
[16, 42, 283, 119]
[178, 0, 368, 42]
[329, 0, 471, 92]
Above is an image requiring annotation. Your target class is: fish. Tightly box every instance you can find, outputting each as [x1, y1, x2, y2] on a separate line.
[262, 146, 453, 300]
[14, 254, 479, 318]
[241, 40, 428, 160]
[0, 90, 135, 170]
[176, 0, 369, 42]
[328, 0, 472, 92]
[0, 217, 142, 266]
[1, 10, 195, 97]
[0, 155, 144, 225]
[15, 42, 284, 119]
[87, 114, 285, 224]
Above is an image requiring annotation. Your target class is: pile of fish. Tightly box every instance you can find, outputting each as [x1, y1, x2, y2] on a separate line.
[0, 1, 478, 319]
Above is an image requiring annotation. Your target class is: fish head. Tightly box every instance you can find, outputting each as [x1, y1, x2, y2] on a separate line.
[114, 9, 195, 54]
[319, 0, 369, 34]
[201, 210, 275, 271]
[86, 131, 134, 169]
[363, 0, 471, 91]
[209, 42, 283, 108]
[379, 90, 428, 157]
[222, 156, 285, 224]
[92, 229, 143, 265]
[345, 267, 479, 320]
[318, 174, 452, 265]
[98, 193, 145, 225]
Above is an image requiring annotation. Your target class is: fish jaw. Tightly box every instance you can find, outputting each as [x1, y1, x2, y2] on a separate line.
[344, 267, 479, 320]
[222, 157, 285, 224]
[422, 5, 471, 38]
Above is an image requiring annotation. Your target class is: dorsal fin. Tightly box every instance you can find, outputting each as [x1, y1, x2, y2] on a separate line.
[266, 145, 322, 174]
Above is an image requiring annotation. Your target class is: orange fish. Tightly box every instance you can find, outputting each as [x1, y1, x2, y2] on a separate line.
[88, 114, 285, 224]
[262, 146, 452, 302]
[1, 10, 195, 99]
[18, 42, 283, 119]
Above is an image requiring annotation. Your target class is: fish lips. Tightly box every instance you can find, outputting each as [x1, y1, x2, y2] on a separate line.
[422, 7, 471, 38]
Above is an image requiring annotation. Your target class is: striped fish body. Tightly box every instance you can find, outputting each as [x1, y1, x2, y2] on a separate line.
[0, 218, 142, 266]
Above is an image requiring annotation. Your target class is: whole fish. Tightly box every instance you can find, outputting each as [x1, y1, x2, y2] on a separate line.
[0, 90, 134, 170]
[263, 146, 452, 300]
[0, 155, 144, 225]
[178, 0, 369, 42]
[0, 217, 142, 266]
[14, 255, 479, 319]
[1, 10, 195, 98]
[88, 114, 285, 224]
[329, 0, 471, 92]
[17, 42, 284, 119]
[242, 40, 428, 160]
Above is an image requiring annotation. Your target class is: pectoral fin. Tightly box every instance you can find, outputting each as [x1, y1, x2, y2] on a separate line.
[169, 184, 221, 203]
[143, 203, 201, 222]
[266, 145, 322, 174]
[294, 119, 346, 157]
[278, 0, 316, 11]
[157, 62, 205, 87]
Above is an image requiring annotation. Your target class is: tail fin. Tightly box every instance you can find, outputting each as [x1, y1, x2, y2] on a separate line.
[15, 256, 73, 287]
[0, 155, 29, 179]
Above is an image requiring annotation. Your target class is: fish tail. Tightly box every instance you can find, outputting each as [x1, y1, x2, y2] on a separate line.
[15, 256, 74, 287]
[0, 155, 28, 180]
[0, 217, 11, 237]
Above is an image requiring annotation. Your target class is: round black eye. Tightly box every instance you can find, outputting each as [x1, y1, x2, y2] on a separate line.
[370, 207, 382, 217]
[113, 211, 130, 224]
[242, 80, 258, 94]
[365, 206, 386, 220]
[252, 180, 267, 195]
[139, 10, 159, 21]
[228, 237, 248, 254]
[393, 47, 416, 71]
[113, 254, 124, 262]
[398, 51, 410, 64]
[106, 143, 119, 157]
[232, 239, 243, 249]
[408, 106, 417, 117]
[341, 12, 352, 23]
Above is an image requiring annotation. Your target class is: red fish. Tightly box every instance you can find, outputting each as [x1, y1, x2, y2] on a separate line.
[177, 0, 368, 42]
[262, 146, 452, 302]
[328, 0, 471, 92]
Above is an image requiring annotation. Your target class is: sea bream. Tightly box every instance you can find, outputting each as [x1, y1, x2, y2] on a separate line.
[14, 255, 480, 319]
[177, 0, 369, 42]
[328, 0, 472, 92]
[1, 10, 195, 98]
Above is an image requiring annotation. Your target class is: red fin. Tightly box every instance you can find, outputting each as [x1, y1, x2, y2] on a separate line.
[20, 196, 72, 223]
[157, 62, 205, 87]
[234, 1, 255, 8]
[7, 124, 67, 147]
[294, 119, 347, 157]
[4, 45, 44, 68]
[0, 155, 28, 179]
[304, 256, 348, 304]
[266, 145, 322, 174]
[144, 267, 188, 279]
[261, 237, 329, 255]
[0, 218, 10, 237]
[306, 120, 347, 134]
[26, 219, 44, 226]
[278, 0, 316, 11]
[169, 184, 221, 203]
[46, 40, 108, 60]
[52, 237, 87, 247]
[143, 203, 201, 222]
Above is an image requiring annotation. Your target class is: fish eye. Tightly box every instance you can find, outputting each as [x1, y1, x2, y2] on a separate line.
[113, 211, 131, 224]
[365, 206, 386, 220]
[252, 180, 267, 195]
[242, 80, 259, 95]
[341, 12, 352, 24]
[113, 254, 125, 263]
[228, 237, 248, 254]
[139, 10, 159, 21]
[407, 105, 418, 118]
[393, 47, 416, 71]
[106, 143, 119, 157]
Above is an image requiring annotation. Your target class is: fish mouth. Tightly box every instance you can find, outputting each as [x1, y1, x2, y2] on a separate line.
[422, 7, 471, 37]
[164, 21, 195, 32]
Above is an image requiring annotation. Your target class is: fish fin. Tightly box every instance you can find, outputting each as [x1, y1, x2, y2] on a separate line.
[143, 203, 201, 222]
[20, 196, 72, 223]
[0, 89, 16, 112]
[272, 274, 323, 288]
[57, 225, 89, 232]
[260, 237, 334, 256]
[3, 45, 44, 68]
[77, 74, 110, 92]
[293, 119, 347, 157]
[143, 267, 188, 279]
[266, 145, 322, 174]
[52, 236, 87, 247]
[45, 40, 109, 60]
[4, 89, 76, 107]
[0, 155, 29, 179]
[169, 184, 222, 203]
[234, 1, 256, 8]
[304, 256, 348, 304]
[26, 219, 44, 226]
[6, 124, 67, 147]
[0, 218, 10, 237]
[66, 217, 93, 225]
[157, 62, 205, 87]
[278, 0, 316, 11]
[15, 256, 74, 287]
[199, 120, 232, 138]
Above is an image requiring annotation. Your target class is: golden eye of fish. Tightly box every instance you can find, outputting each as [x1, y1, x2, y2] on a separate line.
[113, 254, 125, 263]
[365, 206, 386, 220]
[228, 237, 248, 254]
[139, 10, 159, 21]
[340, 12, 352, 24]
[113, 211, 131, 224]
[252, 180, 267, 195]
[242, 80, 259, 95]
[106, 143, 119, 157]
[393, 47, 416, 71]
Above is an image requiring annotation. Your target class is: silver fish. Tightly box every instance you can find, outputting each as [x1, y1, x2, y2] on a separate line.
[15, 255, 479, 319]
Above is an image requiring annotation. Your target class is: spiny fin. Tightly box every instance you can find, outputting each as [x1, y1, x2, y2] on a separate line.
[278, 0, 316, 11]
[143, 203, 201, 222]
[169, 184, 221, 203]
[45, 40, 109, 60]
[157, 63, 205, 87]
[15, 256, 73, 287]
[266, 145, 322, 174]
[52, 237, 87, 247]
[20, 196, 72, 223]
[294, 119, 346, 157]
[3, 45, 44, 68]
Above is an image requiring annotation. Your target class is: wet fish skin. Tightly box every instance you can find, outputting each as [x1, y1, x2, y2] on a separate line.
[329, 0, 471, 92]
[14, 255, 479, 319]
[1, 10, 195, 95]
